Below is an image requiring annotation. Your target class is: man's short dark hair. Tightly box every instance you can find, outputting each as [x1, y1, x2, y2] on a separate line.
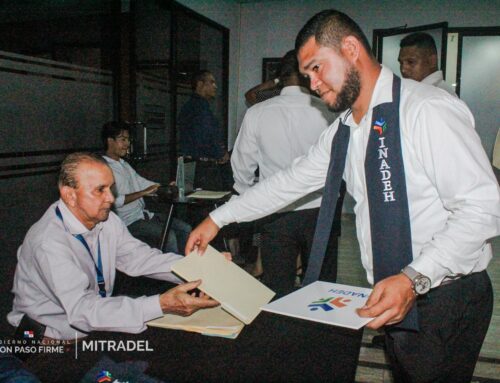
[279, 50, 299, 80]
[58, 152, 108, 188]
[400, 32, 437, 55]
[191, 70, 212, 91]
[295, 10, 372, 55]
[101, 121, 129, 150]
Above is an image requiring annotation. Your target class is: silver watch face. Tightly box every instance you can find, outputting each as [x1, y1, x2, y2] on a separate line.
[414, 275, 431, 294]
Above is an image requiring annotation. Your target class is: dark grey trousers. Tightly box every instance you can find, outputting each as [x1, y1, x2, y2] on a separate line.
[385, 270, 493, 383]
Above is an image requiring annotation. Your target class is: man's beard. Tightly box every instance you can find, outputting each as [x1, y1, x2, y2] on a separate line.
[329, 66, 361, 112]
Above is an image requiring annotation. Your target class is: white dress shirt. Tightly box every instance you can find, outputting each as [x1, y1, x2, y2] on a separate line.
[211, 66, 500, 288]
[103, 156, 156, 226]
[421, 70, 457, 97]
[8, 200, 182, 340]
[231, 85, 336, 211]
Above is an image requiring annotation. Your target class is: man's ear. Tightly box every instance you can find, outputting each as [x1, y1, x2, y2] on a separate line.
[60, 185, 77, 207]
[195, 79, 204, 93]
[341, 36, 361, 63]
[429, 53, 438, 70]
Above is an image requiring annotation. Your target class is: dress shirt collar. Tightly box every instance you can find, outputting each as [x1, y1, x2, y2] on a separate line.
[340, 65, 393, 128]
[103, 155, 124, 165]
[57, 199, 103, 236]
[279, 86, 310, 96]
[421, 70, 444, 86]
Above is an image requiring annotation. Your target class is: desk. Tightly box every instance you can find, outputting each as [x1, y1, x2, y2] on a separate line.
[24, 310, 363, 382]
[159, 193, 232, 252]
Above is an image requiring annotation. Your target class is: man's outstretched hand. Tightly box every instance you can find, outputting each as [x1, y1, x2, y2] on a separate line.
[184, 216, 220, 255]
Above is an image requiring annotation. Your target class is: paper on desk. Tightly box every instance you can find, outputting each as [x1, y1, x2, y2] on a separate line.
[172, 245, 275, 324]
[147, 306, 244, 339]
[187, 190, 231, 199]
[262, 281, 373, 330]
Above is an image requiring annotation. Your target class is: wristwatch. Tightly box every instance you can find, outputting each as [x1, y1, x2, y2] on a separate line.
[401, 266, 431, 295]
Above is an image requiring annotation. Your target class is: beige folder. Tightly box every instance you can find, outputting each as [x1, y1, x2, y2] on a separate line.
[172, 245, 275, 324]
[147, 306, 244, 338]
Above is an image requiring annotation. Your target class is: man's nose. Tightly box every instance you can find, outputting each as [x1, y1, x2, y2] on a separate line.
[309, 75, 321, 92]
[400, 64, 409, 77]
[105, 189, 115, 203]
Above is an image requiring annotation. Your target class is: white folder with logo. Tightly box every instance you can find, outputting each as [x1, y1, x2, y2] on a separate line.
[261, 281, 373, 330]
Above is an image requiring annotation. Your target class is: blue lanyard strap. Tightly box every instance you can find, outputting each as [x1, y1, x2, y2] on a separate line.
[55, 206, 106, 298]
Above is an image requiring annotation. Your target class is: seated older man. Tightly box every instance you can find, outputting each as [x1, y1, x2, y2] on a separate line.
[7, 152, 218, 341]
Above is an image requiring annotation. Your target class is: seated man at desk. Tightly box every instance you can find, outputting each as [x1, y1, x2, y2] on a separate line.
[102, 121, 191, 253]
[7, 152, 218, 341]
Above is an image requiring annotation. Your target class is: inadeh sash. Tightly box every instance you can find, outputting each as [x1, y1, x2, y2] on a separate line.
[303, 74, 418, 331]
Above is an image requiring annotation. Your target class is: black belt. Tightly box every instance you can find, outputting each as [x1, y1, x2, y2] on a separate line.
[437, 270, 485, 288]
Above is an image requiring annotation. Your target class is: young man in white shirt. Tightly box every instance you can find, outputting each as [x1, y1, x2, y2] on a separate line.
[186, 10, 500, 382]
[102, 121, 191, 254]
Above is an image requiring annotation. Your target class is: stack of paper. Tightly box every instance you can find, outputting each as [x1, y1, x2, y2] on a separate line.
[262, 281, 373, 330]
[147, 246, 275, 338]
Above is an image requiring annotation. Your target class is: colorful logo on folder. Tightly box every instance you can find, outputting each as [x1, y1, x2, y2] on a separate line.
[23, 330, 34, 339]
[96, 370, 113, 383]
[373, 118, 387, 135]
[308, 296, 352, 312]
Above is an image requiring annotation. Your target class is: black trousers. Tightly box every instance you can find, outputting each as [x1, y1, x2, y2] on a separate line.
[385, 271, 493, 383]
[260, 208, 339, 297]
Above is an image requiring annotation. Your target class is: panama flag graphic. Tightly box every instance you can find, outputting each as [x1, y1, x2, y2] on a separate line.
[23, 330, 34, 339]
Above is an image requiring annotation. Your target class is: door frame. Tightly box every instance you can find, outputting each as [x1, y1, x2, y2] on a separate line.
[449, 26, 500, 96]
[372, 22, 448, 77]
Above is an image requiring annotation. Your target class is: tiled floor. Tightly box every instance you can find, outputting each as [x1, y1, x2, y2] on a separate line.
[336, 214, 500, 383]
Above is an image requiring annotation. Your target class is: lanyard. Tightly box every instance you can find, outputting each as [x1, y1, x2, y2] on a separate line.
[55, 206, 106, 298]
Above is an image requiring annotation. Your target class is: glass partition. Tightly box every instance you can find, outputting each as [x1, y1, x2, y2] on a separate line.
[174, 7, 228, 162]
[133, 0, 229, 177]
[459, 34, 500, 159]
[134, 0, 172, 161]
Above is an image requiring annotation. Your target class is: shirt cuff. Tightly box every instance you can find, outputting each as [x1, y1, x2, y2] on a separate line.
[209, 204, 235, 228]
[409, 252, 450, 288]
[114, 195, 125, 208]
[141, 294, 164, 322]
